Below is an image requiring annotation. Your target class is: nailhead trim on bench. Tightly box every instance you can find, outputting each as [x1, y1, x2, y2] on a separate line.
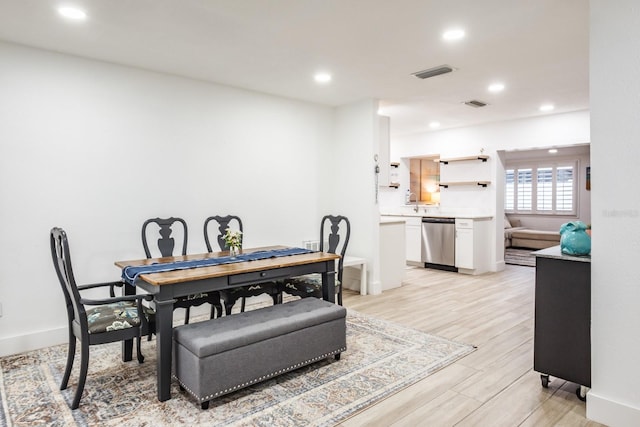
[173, 347, 347, 402]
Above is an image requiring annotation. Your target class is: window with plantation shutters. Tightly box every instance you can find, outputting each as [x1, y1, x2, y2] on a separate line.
[556, 166, 574, 212]
[505, 169, 515, 211]
[537, 167, 553, 211]
[517, 168, 532, 210]
[505, 162, 577, 215]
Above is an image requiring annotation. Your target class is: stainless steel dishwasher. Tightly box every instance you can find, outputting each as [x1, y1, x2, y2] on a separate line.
[421, 217, 457, 271]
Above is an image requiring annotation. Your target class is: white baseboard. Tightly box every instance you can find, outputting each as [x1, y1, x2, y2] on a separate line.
[0, 326, 68, 357]
[587, 390, 640, 426]
[368, 280, 382, 295]
[0, 308, 193, 357]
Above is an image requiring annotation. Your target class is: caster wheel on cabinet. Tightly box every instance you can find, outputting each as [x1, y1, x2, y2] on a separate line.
[576, 386, 587, 402]
[541, 374, 550, 388]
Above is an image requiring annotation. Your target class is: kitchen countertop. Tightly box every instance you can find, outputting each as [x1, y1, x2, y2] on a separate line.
[380, 218, 406, 224]
[533, 245, 591, 263]
[381, 212, 493, 220]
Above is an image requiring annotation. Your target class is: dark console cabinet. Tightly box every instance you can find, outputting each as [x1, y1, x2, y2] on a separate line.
[533, 247, 591, 391]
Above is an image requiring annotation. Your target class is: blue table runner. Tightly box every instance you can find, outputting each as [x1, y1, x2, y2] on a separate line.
[122, 247, 314, 285]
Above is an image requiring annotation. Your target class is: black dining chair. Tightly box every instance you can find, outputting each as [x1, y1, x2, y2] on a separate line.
[51, 227, 155, 409]
[279, 215, 351, 305]
[142, 217, 223, 323]
[204, 215, 281, 315]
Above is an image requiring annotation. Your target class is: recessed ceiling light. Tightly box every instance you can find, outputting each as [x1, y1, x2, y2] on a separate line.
[429, 122, 441, 129]
[488, 83, 505, 92]
[314, 73, 332, 84]
[539, 104, 555, 112]
[58, 6, 87, 20]
[442, 28, 465, 41]
[548, 149, 558, 154]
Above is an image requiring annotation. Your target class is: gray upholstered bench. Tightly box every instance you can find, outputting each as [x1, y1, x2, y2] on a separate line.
[173, 297, 347, 409]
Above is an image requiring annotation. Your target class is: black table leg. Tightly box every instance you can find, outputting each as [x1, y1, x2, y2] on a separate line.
[322, 260, 336, 303]
[155, 298, 175, 401]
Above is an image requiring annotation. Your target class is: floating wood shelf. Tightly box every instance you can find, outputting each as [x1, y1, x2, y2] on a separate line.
[437, 155, 489, 164]
[439, 181, 491, 188]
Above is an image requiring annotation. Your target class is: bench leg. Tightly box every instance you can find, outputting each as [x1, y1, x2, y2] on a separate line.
[335, 353, 341, 361]
[201, 401, 210, 410]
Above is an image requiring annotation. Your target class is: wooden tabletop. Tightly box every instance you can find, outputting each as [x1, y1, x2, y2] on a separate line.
[115, 245, 340, 286]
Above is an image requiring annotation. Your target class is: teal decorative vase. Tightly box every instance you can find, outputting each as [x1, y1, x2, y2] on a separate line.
[559, 221, 591, 256]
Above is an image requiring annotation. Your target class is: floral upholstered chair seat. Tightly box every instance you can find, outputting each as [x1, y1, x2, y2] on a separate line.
[218, 282, 280, 314]
[86, 301, 155, 334]
[282, 274, 341, 299]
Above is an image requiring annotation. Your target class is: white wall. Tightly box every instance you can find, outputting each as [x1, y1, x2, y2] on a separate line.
[0, 42, 379, 355]
[587, 1, 640, 425]
[324, 100, 381, 293]
[380, 111, 591, 271]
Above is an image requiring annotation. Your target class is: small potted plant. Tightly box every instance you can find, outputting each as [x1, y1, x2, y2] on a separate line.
[223, 228, 242, 256]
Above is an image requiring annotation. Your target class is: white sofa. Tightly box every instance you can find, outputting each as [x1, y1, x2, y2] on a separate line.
[504, 216, 526, 248]
[504, 216, 561, 249]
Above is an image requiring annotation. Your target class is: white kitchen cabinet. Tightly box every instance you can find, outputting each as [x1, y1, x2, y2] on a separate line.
[379, 219, 406, 290]
[455, 219, 474, 269]
[380, 215, 421, 265]
[455, 218, 491, 274]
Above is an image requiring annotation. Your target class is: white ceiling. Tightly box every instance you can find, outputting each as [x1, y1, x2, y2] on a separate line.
[0, 0, 589, 137]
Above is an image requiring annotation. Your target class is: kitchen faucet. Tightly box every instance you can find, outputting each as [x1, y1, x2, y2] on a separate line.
[408, 192, 419, 212]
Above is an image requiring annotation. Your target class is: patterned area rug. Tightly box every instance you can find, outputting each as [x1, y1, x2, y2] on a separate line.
[0, 310, 475, 427]
[505, 247, 537, 267]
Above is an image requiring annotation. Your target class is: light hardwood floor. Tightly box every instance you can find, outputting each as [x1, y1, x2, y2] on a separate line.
[337, 264, 605, 427]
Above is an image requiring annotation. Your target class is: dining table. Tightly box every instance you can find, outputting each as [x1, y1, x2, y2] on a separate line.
[114, 245, 340, 402]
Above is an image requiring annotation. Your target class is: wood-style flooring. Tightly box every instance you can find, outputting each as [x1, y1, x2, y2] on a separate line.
[337, 265, 605, 427]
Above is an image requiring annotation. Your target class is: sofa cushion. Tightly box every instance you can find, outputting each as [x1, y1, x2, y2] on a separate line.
[505, 226, 526, 239]
[511, 229, 560, 242]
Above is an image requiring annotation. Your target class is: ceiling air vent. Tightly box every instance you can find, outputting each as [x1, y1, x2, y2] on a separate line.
[412, 65, 454, 79]
[464, 100, 488, 108]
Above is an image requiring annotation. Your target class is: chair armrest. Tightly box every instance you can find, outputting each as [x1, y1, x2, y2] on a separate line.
[109, 281, 124, 297]
[77, 280, 127, 297]
[77, 281, 124, 291]
[80, 293, 153, 306]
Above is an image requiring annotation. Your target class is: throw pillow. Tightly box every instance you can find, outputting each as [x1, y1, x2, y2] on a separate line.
[504, 216, 512, 229]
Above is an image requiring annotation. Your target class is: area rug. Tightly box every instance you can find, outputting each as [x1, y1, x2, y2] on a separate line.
[505, 247, 537, 267]
[0, 310, 475, 427]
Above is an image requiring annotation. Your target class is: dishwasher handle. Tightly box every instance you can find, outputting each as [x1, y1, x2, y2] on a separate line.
[422, 217, 455, 224]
